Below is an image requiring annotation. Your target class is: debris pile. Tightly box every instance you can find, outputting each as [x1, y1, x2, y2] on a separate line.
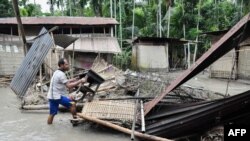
[17, 58, 232, 141]
[0, 75, 12, 87]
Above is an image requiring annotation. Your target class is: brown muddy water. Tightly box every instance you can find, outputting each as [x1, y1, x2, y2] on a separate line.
[0, 87, 134, 141]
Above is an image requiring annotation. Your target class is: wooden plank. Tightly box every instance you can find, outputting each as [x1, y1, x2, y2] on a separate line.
[77, 113, 173, 141]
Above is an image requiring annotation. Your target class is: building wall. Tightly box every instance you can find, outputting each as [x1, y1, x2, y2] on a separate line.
[0, 35, 24, 75]
[65, 52, 113, 70]
[209, 49, 236, 79]
[132, 44, 169, 72]
[44, 48, 64, 77]
[238, 46, 250, 79]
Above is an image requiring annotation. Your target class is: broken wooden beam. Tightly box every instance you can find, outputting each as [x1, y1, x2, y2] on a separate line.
[97, 85, 116, 92]
[77, 113, 173, 141]
[21, 103, 83, 110]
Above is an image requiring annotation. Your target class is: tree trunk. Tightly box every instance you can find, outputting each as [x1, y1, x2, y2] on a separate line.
[12, 0, 27, 55]
[132, 0, 135, 39]
[159, 0, 162, 37]
[182, 0, 187, 67]
[167, 0, 171, 38]
[110, 0, 113, 17]
[119, 0, 122, 49]
[193, 0, 201, 63]
[50, 0, 54, 15]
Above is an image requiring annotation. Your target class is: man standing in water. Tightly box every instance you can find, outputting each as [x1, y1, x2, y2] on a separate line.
[47, 58, 87, 124]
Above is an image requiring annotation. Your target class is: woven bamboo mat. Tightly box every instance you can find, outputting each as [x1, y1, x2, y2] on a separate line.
[82, 100, 135, 122]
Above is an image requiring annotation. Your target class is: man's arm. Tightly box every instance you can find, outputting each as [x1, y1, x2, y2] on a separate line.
[65, 77, 87, 89]
[68, 78, 77, 83]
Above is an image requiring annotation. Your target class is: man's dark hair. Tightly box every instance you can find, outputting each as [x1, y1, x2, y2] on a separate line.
[58, 58, 65, 67]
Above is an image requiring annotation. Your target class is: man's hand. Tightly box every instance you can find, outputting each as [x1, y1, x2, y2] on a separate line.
[81, 75, 88, 83]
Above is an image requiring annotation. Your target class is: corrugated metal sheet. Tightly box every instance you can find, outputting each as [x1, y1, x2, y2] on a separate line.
[10, 28, 53, 98]
[144, 13, 250, 115]
[145, 90, 250, 139]
[27, 34, 79, 49]
[0, 17, 118, 25]
[65, 37, 121, 53]
[53, 34, 79, 48]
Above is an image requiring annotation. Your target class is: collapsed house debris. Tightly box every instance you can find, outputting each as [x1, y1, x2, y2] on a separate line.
[6, 11, 250, 141]
[145, 90, 250, 139]
[0, 75, 12, 87]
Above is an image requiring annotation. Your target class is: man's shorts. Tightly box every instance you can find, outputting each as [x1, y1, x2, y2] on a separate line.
[49, 96, 73, 115]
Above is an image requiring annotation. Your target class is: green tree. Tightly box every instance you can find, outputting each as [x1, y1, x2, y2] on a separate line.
[0, 0, 14, 17]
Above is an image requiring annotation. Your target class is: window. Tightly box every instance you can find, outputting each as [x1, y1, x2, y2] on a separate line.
[81, 27, 92, 34]
[13, 45, 19, 53]
[6, 45, 11, 52]
[0, 45, 4, 52]
[94, 27, 104, 33]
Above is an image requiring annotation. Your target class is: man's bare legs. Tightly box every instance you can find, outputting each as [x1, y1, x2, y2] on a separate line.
[47, 102, 76, 124]
[70, 102, 77, 118]
[47, 115, 54, 124]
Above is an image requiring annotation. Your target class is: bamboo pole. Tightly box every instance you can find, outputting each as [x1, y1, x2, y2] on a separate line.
[77, 113, 173, 141]
[22, 103, 83, 110]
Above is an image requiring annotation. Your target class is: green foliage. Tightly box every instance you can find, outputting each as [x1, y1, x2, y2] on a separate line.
[113, 45, 132, 70]
[20, 8, 28, 16]
[0, 0, 14, 17]
[25, 4, 42, 16]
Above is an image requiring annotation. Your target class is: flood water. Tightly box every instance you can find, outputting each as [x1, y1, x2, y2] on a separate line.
[0, 87, 132, 141]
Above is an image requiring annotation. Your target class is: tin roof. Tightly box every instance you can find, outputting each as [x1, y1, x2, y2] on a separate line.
[65, 37, 121, 54]
[133, 37, 188, 45]
[0, 17, 118, 26]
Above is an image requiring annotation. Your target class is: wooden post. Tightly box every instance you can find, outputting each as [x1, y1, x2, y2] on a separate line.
[140, 100, 145, 133]
[49, 49, 52, 78]
[187, 43, 191, 68]
[39, 66, 43, 95]
[77, 113, 173, 141]
[72, 43, 75, 78]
